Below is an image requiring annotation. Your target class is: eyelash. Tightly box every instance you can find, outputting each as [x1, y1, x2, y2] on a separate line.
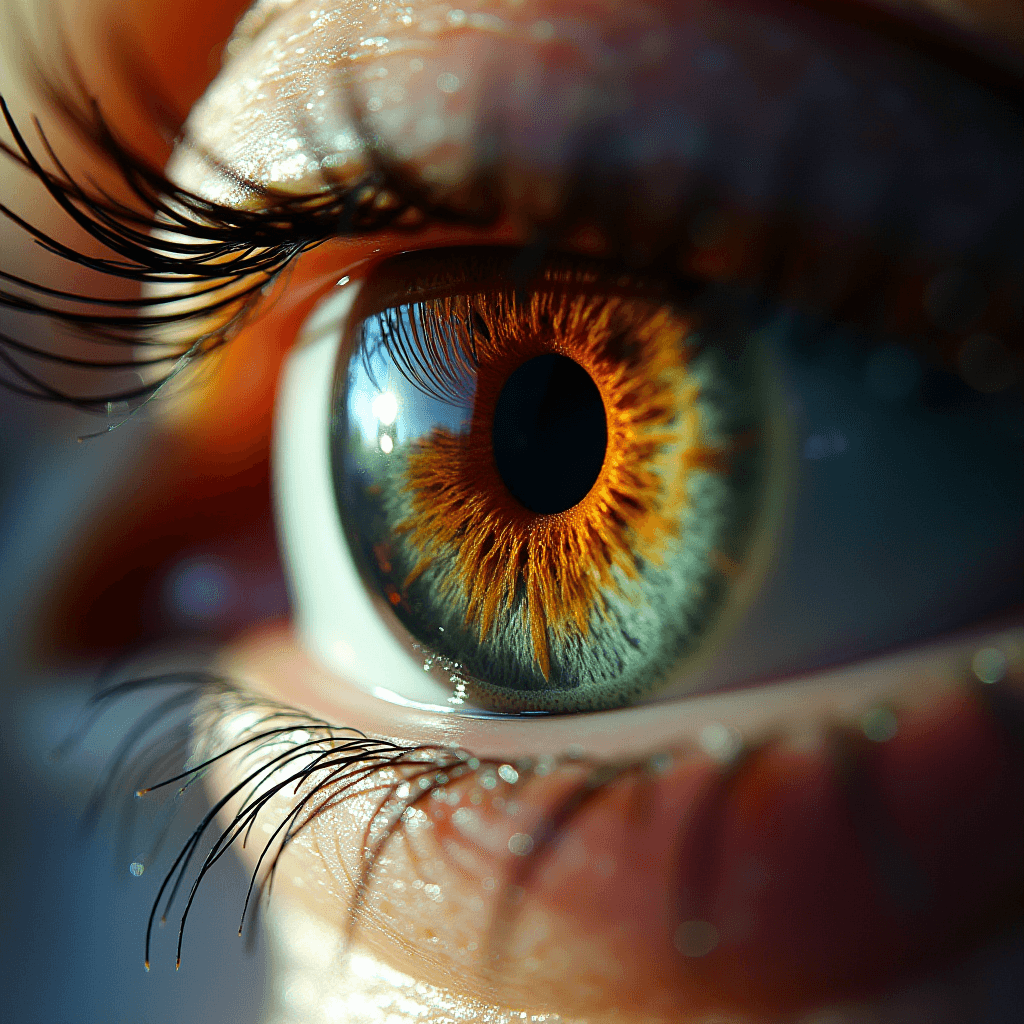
[0, 70, 495, 412]
[62, 659, 1022, 972]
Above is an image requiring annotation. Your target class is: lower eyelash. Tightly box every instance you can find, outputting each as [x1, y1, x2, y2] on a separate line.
[62, 670, 678, 970]
[61, 659, 1023, 975]
[59, 671, 520, 968]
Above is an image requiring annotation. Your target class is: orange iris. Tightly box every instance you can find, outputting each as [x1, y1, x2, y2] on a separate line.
[335, 249, 765, 712]
[396, 286, 730, 681]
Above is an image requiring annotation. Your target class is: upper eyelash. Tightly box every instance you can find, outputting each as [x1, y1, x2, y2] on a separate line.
[4, 43, 1020, 416]
[0, 68, 491, 412]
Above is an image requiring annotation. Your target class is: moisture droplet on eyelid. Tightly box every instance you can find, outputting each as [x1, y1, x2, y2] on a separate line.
[437, 72, 461, 94]
[700, 722, 743, 764]
[508, 832, 534, 856]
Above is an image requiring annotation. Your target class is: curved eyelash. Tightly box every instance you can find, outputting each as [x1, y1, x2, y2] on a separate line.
[60, 667, 1023, 974]
[0, 65, 498, 414]
[62, 671, 667, 970]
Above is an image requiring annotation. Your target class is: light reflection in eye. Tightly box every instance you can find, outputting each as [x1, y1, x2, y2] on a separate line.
[1, 0, 1021, 1021]
[329, 248, 772, 712]
[162, 557, 239, 627]
[370, 391, 399, 426]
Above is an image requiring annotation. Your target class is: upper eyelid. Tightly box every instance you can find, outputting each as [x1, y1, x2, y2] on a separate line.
[222, 0, 1024, 106]
[188, 1, 1020, 263]
[167, 1, 1021, 363]
[2, 0, 1020, 410]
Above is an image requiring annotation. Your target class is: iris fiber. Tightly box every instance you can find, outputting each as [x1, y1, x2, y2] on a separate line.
[334, 251, 768, 712]
[398, 289, 726, 680]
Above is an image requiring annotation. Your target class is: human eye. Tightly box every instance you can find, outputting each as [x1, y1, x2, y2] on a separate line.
[2, 0, 1022, 1023]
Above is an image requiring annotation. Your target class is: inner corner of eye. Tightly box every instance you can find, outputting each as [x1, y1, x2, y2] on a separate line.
[319, 247, 776, 714]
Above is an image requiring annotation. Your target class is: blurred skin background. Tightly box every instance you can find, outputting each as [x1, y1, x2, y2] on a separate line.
[0, 0, 1021, 1022]
[0, 2, 272, 1020]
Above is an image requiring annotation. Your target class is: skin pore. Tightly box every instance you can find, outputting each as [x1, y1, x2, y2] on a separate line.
[3, 0, 1021, 1022]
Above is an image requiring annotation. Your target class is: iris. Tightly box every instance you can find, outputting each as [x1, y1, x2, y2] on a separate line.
[332, 249, 768, 712]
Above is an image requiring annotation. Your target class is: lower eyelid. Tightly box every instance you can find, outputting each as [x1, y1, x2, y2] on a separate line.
[204, 620, 1023, 1020]
[229, 613, 1024, 759]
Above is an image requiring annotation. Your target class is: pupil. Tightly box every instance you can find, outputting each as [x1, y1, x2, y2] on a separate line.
[491, 353, 607, 515]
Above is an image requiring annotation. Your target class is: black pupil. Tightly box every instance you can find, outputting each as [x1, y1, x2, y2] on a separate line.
[491, 354, 607, 515]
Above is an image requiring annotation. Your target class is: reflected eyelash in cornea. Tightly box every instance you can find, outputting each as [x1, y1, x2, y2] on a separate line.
[60, 660, 1024, 976]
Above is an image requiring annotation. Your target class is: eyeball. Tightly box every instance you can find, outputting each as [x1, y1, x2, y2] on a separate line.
[275, 249, 776, 715]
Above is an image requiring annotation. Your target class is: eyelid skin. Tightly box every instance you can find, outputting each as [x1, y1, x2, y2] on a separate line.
[223, 0, 1024, 62]
[181, 0, 1022, 244]
[8, 1, 1020, 1021]
[208, 619, 1024, 1021]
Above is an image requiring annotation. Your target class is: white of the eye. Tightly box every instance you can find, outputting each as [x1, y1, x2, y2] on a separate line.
[273, 282, 478, 714]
